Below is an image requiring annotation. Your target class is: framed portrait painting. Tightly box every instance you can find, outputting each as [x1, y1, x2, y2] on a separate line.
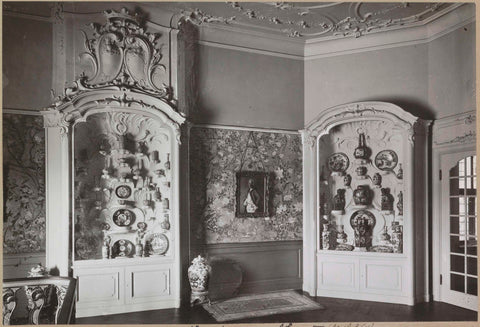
[235, 171, 270, 218]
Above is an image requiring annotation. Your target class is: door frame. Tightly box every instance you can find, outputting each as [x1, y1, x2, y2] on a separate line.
[432, 110, 477, 309]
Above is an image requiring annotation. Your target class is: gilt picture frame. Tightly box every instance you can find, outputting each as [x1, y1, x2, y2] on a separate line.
[235, 171, 270, 218]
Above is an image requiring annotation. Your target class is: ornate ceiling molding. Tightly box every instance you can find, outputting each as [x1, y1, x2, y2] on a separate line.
[178, 2, 460, 39]
[432, 110, 476, 148]
[179, 2, 473, 59]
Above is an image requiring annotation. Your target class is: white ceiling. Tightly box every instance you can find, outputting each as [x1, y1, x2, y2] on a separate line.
[156, 2, 461, 39]
[3, 2, 474, 57]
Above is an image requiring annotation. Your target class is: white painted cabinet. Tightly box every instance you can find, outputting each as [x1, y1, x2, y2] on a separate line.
[42, 8, 186, 318]
[74, 259, 178, 317]
[302, 102, 429, 305]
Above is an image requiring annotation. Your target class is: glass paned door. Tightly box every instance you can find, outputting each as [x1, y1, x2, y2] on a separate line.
[442, 154, 478, 311]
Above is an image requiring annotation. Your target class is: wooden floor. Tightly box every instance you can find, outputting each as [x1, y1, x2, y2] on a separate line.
[76, 292, 477, 324]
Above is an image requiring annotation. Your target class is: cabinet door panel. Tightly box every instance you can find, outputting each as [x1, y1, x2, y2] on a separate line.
[126, 266, 171, 304]
[76, 269, 122, 303]
[318, 256, 358, 291]
[360, 260, 405, 295]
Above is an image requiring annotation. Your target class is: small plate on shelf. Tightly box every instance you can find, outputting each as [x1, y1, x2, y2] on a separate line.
[115, 185, 132, 199]
[145, 233, 169, 256]
[112, 239, 135, 258]
[112, 209, 135, 227]
[374, 150, 398, 171]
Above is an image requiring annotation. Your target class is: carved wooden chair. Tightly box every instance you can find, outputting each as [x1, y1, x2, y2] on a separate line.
[3, 276, 76, 325]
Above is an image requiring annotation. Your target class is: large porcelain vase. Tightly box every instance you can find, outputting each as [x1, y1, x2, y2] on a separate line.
[188, 255, 211, 293]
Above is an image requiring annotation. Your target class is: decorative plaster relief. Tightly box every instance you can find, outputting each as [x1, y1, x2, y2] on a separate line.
[3, 114, 46, 254]
[181, 2, 453, 38]
[50, 8, 174, 110]
[433, 111, 476, 147]
[190, 127, 303, 244]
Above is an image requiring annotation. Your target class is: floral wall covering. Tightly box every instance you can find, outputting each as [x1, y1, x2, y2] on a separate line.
[190, 127, 303, 244]
[3, 114, 46, 253]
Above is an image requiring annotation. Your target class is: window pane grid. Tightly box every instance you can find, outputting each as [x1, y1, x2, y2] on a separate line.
[449, 156, 477, 295]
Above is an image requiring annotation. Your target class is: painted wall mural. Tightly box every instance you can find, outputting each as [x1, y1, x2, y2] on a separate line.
[190, 127, 303, 244]
[3, 114, 46, 253]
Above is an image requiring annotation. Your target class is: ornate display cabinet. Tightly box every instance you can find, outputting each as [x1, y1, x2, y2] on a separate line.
[42, 9, 186, 317]
[302, 102, 429, 305]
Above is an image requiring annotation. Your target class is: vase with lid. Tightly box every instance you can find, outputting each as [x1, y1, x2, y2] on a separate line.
[381, 188, 394, 213]
[354, 133, 370, 162]
[353, 185, 371, 207]
[188, 255, 211, 306]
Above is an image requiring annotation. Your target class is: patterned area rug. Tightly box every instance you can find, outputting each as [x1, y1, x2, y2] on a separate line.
[202, 290, 324, 322]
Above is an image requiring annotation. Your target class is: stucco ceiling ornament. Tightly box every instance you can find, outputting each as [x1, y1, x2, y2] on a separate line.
[186, 2, 452, 39]
[181, 8, 236, 25]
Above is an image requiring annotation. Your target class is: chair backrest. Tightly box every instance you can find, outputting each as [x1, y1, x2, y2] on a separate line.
[3, 276, 76, 325]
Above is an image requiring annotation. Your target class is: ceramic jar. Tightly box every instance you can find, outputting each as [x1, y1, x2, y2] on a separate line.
[381, 188, 394, 211]
[354, 133, 370, 160]
[322, 224, 332, 250]
[356, 166, 368, 177]
[352, 217, 373, 249]
[333, 189, 346, 211]
[188, 255, 211, 293]
[353, 185, 371, 206]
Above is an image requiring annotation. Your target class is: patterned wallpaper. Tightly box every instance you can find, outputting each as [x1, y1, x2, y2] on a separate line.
[3, 114, 46, 254]
[189, 127, 303, 244]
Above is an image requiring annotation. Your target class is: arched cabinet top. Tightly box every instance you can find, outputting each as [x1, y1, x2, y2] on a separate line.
[42, 87, 186, 143]
[302, 102, 421, 148]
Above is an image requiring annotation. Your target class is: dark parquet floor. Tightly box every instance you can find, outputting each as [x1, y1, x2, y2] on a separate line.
[76, 292, 477, 325]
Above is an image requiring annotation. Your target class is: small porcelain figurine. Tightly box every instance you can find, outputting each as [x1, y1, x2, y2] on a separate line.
[343, 174, 352, 187]
[397, 164, 403, 180]
[336, 224, 347, 244]
[164, 154, 171, 170]
[391, 222, 403, 253]
[28, 264, 48, 278]
[322, 223, 332, 250]
[161, 214, 171, 230]
[397, 191, 404, 216]
[163, 198, 170, 210]
[379, 226, 391, 244]
[102, 235, 111, 259]
[372, 173, 382, 187]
